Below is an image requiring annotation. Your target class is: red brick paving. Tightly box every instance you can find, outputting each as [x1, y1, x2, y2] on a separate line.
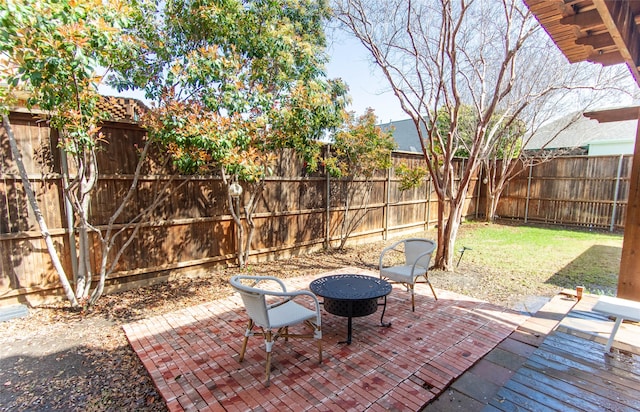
[123, 267, 527, 411]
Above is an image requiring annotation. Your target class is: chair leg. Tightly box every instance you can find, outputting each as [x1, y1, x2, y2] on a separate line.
[427, 279, 438, 301]
[410, 284, 415, 312]
[239, 319, 254, 362]
[304, 320, 323, 363]
[315, 324, 323, 363]
[264, 330, 274, 386]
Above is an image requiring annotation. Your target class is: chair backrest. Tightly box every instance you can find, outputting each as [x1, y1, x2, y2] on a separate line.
[229, 276, 271, 328]
[404, 238, 436, 268]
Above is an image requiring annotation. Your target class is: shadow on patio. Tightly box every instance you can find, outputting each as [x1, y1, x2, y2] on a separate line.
[123, 267, 527, 411]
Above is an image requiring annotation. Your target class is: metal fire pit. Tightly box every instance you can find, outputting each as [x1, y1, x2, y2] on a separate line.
[309, 274, 391, 344]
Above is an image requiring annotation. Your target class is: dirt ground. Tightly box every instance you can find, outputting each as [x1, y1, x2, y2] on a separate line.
[0, 233, 561, 411]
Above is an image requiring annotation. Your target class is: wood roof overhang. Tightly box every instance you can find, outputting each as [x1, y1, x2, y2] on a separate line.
[585, 106, 640, 122]
[524, 0, 640, 87]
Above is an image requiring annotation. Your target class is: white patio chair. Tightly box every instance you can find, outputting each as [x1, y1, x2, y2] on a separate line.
[379, 238, 437, 311]
[229, 275, 322, 386]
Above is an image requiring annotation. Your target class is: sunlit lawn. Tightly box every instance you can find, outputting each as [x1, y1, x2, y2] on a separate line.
[429, 221, 623, 309]
[458, 222, 622, 292]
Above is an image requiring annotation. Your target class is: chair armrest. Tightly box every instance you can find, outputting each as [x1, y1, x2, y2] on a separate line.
[232, 275, 288, 293]
[379, 240, 405, 270]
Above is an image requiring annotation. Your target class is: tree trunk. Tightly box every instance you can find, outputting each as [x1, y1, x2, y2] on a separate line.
[434, 197, 465, 271]
[485, 192, 498, 223]
[89, 244, 110, 306]
[76, 222, 91, 298]
[73, 165, 96, 299]
[235, 202, 245, 267]
[3, 115, 79, 307]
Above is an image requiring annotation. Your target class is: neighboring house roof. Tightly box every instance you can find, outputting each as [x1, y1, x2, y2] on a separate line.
[524, 112, 637, 152]
[381, 110, 637, 156]
[378, 118, 424, 153]
[97, 96, 148, 123]
[7, 93, 147, 124]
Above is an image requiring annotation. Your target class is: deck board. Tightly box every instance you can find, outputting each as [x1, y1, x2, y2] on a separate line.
[486, 328, 640, 412]
[513, 367, 635, 412]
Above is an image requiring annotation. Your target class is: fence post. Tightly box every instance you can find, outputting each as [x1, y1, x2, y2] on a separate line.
[524, 162, 533, 223]
[325, 147, 331, 248]
[610, 154, 624, 232]
[384, 166, 391, 240]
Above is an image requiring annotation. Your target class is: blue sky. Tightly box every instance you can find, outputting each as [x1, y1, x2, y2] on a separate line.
[325, 34, 408, 123]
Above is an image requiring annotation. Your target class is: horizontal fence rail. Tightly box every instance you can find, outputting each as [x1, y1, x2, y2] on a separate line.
[0, 112, 631, 305]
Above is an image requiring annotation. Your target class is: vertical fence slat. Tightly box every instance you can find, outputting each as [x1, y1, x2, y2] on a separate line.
[524, 162, 533, 223]
[384, 166, 390, 240]
[610, 154, 624, 232]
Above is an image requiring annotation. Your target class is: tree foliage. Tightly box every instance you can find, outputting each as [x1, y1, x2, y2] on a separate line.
[0, 0, 142, 307]
[113, 0, 348, 266]
[1, 0, 133, 142]
[396, 163, 429, 192]
[432, 105, 525, 160]
[325, 108, 395, 178]
[325, 108, 395, 249]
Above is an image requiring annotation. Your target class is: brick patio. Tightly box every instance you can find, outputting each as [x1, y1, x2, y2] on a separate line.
[123, 267, 528, 411]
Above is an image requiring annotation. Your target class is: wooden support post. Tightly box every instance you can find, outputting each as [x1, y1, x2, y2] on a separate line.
[524, 162, 533, 224]
[618, 114, 640, 301]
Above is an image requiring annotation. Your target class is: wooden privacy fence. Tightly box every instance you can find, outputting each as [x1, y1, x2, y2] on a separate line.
[494, 155, 631, 230]
[0, 112, 478, 305]
[0, 111, 630, 305]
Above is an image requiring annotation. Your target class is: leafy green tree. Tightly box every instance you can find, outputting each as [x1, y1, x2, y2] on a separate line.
[396, 163, 428, 192]
[397, 106, 524, 198]
[432, 106, 527, 222]
[0, 0, 151, 307]
[113, 0, 347, 266]
[432, 105, 477, 159]
[325, 108, 395, 250]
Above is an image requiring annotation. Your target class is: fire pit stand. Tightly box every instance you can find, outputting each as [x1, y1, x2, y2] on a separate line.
[309, 274, 392, 344]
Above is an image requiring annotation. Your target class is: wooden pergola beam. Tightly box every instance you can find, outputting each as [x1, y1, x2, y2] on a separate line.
[585, 106, 640, 122]
[576, 32, 615, 50]
[560, 9, 604, 31]
[593, 0, 640, 85]
[587, 50, 624, 66]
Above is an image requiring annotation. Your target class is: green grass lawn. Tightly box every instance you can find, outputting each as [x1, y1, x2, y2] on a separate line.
[454, 222, 623, 296]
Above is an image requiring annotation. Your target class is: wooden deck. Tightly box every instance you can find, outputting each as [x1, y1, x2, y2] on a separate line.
[486, 330, 640, 411]
[424, 294, 640, 412]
